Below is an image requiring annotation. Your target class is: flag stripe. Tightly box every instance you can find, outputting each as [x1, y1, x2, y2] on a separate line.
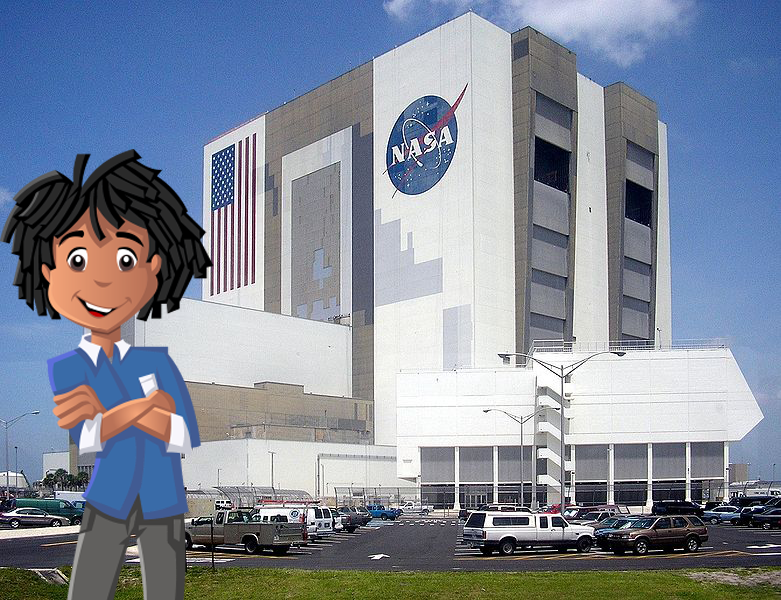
[252, 132, 257, 285]
[210, 209, 214, 296]
[216, 208, 221, 293]
[237, 140, 242, 289]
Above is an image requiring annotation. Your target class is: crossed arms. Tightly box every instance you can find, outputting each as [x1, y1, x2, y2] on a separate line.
[53, 385, 174, 445]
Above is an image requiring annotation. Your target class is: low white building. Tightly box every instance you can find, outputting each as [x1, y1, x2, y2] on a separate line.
[396, 342, 762, 509]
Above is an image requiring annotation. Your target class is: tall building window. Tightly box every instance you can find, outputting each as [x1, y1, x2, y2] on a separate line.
[534, 137, 570, 193]
[625, 180, 652, 227]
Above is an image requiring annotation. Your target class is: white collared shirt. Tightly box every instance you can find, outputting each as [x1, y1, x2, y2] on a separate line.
[77, 334, 191, 455]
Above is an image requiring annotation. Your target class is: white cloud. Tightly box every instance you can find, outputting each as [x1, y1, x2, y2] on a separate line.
[384, 0, 695, 67]
[0, 186, 13, 206]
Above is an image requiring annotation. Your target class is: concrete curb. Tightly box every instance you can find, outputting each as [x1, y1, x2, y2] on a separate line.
[0, 525, 80, 540]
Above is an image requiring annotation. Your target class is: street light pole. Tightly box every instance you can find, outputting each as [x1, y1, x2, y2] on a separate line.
[1, 411, 40, 501]
[269, 451, 276, 490]
[483, 407, 554, 507]
[14, 447, 18, 493]
[498, 350, 625, 512]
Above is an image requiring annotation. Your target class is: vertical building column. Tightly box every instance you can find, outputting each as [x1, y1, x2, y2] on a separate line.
[685, 442, 692, 502]
[723, 441, 730, 502]
[607, 444, 615, 504]
[454, 446, 461, 510]
[570, 445, 576, 506]
[493, 446, 499, 503]
[647, 443, 654, 509]
[531, 442, 537, 509]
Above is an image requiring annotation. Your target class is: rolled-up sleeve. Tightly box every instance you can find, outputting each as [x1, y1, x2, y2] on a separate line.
[166, 413, 192, 454]
[78, 413, 105, 454]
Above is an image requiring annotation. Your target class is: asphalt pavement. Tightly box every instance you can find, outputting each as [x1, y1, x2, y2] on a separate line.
[2, 515, 781, 573]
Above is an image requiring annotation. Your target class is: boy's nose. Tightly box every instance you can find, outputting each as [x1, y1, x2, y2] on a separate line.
[93, 280, 112, 288]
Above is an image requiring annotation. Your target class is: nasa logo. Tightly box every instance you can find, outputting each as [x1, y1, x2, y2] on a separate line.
[386, 83, 468, 196]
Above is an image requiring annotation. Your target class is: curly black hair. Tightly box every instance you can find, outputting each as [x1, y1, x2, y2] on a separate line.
[1, 150, 211, 320]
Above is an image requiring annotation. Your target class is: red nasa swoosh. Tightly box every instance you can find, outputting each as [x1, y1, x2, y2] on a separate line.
[393, 83, 469, 194]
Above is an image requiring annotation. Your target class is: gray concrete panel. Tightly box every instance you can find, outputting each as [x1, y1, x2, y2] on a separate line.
[529, 312, 565, 343]
[621, 296, 650, 339]
[421, 447, 455, 483]
[498, 446, 533, 482]
[691, 442, 725, 479]
[652, 443, 686, 479]
[530, 269, 567, 320]
[374, 209, 443, 307]
[614, 443, 649, 480]
[625, 158, 654, 190]
[459, 447, 494, 483]
[624, 217, 652, 264]
[531, 225, 568, 278]
[291, 163, 341, 322]
[623, 257, 652, 303]
[574, 444, 609, 481]
[532, 181, 570, 235]
[443, 305, 473, 370]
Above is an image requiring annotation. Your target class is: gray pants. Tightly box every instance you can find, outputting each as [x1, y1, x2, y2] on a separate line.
[68, 497, 185, 600]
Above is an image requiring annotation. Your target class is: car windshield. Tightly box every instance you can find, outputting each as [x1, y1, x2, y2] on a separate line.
[465, 513, 486, 528]
[581, 512, 600, 520]
[614, 519, 634, 529]
[627, 518, 656, 529]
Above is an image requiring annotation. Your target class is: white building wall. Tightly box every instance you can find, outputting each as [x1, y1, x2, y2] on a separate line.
[396, 348, 762, 480]
[655, 121, 672, 346]
[573, 75, 610, 342]
[373, 13, 515, 446]
[43, 451, 69, 476]
[183, 439, 406, 497]
[130, 298, 351, 397]
[202, 115, 266, 310]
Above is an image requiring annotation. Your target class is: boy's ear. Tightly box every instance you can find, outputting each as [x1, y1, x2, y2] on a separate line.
[150, 254, 161, 276]
[42, 264, 51, 283]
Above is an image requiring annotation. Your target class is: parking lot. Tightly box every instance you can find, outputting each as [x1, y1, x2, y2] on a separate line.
[2, 513, 781, 572]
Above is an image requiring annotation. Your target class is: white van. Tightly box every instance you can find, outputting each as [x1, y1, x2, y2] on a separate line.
[309, 506, 334, 537]
[462, 511, 594, 555]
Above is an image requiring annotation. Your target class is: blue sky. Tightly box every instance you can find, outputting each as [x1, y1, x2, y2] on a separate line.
[1, 1, 779, 482]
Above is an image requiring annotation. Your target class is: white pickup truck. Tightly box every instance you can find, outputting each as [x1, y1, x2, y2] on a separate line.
[401, 501, 433, 515]
[462, 511, 594, 555]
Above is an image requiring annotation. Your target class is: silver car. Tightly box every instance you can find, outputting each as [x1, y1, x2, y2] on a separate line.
[0, 507, 71, 528]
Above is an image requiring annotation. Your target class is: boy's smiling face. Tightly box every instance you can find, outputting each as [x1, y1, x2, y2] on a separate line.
[41, 210, 161, 334]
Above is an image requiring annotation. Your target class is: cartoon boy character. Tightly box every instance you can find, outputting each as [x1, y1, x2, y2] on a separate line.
[2, 150, 211, 600]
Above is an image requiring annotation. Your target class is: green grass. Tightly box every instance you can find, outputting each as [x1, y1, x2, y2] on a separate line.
[0, 567, 779, 600]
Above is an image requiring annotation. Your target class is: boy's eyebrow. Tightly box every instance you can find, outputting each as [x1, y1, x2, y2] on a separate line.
[116, 231, 143, 246]
[57, 231, 84, 246]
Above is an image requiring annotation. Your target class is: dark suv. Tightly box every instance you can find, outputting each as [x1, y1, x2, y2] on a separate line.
[651, 500, 703, 516]
[607, 515, 708, 555]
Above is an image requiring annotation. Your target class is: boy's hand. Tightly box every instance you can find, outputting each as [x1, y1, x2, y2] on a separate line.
[52, 385, 106, 429]
[146, 390, 176, 414]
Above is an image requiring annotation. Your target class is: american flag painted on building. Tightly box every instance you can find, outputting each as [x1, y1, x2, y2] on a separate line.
[210, 134, 257, 295]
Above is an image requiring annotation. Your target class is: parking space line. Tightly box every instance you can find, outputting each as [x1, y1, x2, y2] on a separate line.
[40, 540, 77, 547]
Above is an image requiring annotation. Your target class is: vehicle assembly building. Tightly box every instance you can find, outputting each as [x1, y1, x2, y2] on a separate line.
[71, 12, 761, 510]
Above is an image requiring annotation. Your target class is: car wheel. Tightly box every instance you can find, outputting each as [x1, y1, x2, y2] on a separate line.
[9, 519, 20, 529]
[684, 536, 700, 552]
[72, 517, 81, 526]
[762, 522, 772, 530]
[576, 536, 592, 553]
[244, 537, 259, 554]
[51, 520, 62, 527]
[498, 539, 515, 556]
[710, 517, 719, 524]
[633, 539, 649, 555]
[479, 547, 493, 556]
[381, 514, 387, 520]
[422, 509, 429, 515]
[185, 534, 193, 550]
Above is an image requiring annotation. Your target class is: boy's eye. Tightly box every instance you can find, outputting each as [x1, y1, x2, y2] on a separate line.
[117, 248, 138, 272]
[67, 248, 88, 272]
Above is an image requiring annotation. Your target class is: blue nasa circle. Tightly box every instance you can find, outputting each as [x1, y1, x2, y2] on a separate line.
[386, 95, 458, 195]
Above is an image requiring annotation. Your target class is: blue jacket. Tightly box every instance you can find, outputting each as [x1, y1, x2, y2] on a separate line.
[48, 346, 200, 520]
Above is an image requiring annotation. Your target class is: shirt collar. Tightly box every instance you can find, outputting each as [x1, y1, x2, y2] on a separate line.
[79, 334, 131, 367]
